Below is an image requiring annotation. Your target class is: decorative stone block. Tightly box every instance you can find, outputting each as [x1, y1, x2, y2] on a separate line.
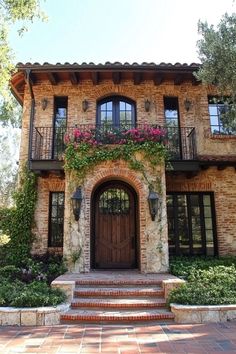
[0, 308, 20, 326]
[20, 309, 37, 326]
[51, 280, 75, 302]
[162, 279, 185, 300]
[44, 311, 61, 325]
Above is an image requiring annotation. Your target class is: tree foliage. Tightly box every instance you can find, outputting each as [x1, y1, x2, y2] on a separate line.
[196, 13, 236, 130]
[0, 127, 20, 207]
[0, 0, 46, 127]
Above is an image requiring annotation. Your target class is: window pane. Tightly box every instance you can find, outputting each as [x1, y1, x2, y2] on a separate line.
[209, 105, 218, 115]
[167, 193, 216, 256]
[210, 116, 219, 126]
[49, 192, 65, 247]
[106, 101, 112, 110]
[101, 111, 107, 123]
[125, 103, 132, 111]
[165, 109, 178, 119]
[120, 101, 126, 110]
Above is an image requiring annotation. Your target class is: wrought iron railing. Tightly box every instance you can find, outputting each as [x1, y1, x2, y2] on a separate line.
[31, 124, 196, 161]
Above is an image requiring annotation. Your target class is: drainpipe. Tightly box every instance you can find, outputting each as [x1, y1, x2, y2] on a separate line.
[25, 69, 35, 169]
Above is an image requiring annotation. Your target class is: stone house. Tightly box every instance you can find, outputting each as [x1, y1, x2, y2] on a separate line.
[10, 62, 236, 273]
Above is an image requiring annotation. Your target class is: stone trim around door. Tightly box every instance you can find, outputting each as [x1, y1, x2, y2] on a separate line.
[63, 159, 168, 273]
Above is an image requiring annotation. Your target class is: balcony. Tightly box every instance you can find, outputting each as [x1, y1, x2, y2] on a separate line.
[30, 125, 197, 172]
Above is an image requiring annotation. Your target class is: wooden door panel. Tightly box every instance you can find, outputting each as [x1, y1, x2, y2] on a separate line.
[93, 182, 136, 269]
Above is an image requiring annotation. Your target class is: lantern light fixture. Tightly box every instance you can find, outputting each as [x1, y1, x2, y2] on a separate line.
[71, 187, 83, 221]
[184, 98, 192, 112]
[82, 99, 89, 112]
[41, 98, 48, 110]
[144, 99, 151, 112]
[148, 190, 159, 221]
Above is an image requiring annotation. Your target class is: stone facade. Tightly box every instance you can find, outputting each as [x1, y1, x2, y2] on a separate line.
[15, 68, 236, 272]
[63, 159, 168, 273]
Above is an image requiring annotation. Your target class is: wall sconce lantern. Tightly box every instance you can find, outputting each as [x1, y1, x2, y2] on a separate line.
[148, 190, 159, 221]
[144, 99, 151, 112]
[82, 99, 89, 112]
[41, 98, 48, 110]
[184, 98, 192, 112]
[71, 187, 83, 221]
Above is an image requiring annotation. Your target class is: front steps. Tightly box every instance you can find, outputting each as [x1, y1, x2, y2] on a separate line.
[60, 278, 174, 324]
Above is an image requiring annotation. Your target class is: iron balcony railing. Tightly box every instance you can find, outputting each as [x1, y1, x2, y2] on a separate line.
[31, 124, 196, 161]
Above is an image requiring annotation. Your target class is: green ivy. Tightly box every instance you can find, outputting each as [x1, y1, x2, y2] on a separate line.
[65, 140, 168, 188]
[0, 166, 37, 266]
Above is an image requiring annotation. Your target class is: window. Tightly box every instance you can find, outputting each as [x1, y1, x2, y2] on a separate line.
[164, 97, 180, 127]
[99, 188, 130, 215]
[97, 96, 135, 127]
[48, 192, 65, 247]
[167, 192, 217, 256]
[53, 97, 68, 159]
[164, 97, 181, 159]
[208, 96, 235, 134]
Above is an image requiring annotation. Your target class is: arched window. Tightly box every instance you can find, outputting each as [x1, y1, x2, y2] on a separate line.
[97, 96, 136, 127]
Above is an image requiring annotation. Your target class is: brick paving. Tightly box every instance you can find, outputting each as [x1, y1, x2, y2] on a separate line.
[0, 322, 236, 353]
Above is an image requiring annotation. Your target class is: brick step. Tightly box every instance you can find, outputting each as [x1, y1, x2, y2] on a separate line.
[71, 297, 167, 309]
[73, 286, 164, 298]
[75, 279, 162, 287]
[61, 308, 174, 323]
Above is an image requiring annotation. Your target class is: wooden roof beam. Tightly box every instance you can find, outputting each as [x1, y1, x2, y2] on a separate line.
[112, 72, 121, 84]
[91, 72, 100, 85]
[192, 76, 201, 86]
[133, 72, 142, 85]
[174, 74, 184, 85]
[153, 73, 163, 86]
[69, 72, 80, 85]
[47, 72, 59, 85]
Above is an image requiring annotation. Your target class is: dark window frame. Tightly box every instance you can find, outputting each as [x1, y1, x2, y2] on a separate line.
[167, 191, 218, 256]
[48, 191, 65, 247]
[52, 96, 68, 159]
[97, 96, 136, 127]
[164, 96, 183, 159]
[208, 96, 234, 135]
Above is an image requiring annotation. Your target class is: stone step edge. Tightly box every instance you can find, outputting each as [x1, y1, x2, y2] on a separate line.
[71, 300, 167, 309]
[61, 312, 174, 322]
[75, 280, 163, 286]
[73, 290, 164, 297]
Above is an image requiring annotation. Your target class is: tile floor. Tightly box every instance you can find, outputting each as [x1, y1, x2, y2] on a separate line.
[0, 322, 236, 353]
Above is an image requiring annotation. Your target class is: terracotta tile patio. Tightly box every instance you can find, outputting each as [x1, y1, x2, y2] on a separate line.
[0, 322, 236, 353]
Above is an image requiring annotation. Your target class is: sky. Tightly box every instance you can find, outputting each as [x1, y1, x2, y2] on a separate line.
[9, 0, 236, 65]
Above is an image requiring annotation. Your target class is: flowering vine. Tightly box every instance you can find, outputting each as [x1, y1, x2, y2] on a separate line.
[64, 125, 169, 189]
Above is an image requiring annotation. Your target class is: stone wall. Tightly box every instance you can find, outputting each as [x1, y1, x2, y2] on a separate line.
[166, 167, 236, 255]
[63, 158, 168, 273]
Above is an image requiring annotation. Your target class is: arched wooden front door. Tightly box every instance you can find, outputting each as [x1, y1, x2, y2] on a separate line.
[92, 181, 137, 269]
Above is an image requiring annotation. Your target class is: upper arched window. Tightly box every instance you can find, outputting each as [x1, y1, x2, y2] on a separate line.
[97, 96, 136, 127]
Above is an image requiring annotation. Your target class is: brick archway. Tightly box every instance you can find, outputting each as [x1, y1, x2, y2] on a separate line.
[82, 162, 148, 272]
[64, 159, 168, 274]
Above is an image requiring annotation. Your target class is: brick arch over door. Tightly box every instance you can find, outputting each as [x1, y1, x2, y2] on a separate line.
[81, 164, 148, 272]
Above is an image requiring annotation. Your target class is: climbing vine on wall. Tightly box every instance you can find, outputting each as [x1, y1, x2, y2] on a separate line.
[64, 126, 169, 190]
[0, 166, 37, 265]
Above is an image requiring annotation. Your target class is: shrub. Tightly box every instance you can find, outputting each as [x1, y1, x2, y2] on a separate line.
[169, 264, 236, 305]
[169, 255, 236, 279]
[0, 280, 66, 307]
